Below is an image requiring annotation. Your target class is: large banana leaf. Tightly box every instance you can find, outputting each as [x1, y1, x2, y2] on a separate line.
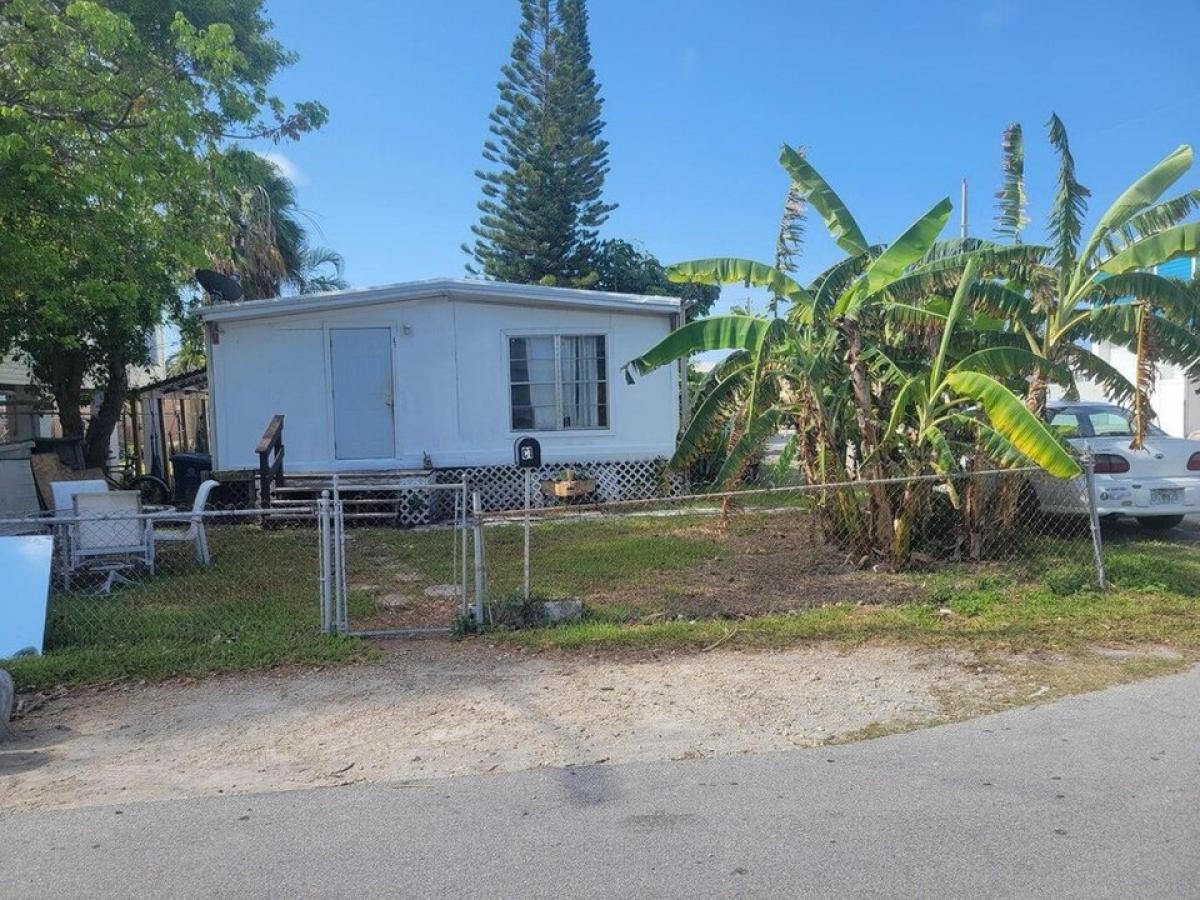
[778, 145, 868, 255]
[881, 376, 925, 443]
[672, 365, 750, 469]
[944, 370, 1081, 478]
[931, 257, 981, 389]
[810, 251, 874, 315]
[625, 316, 781, 380]
[1058, 344, 1137, 407]
[950, 347, 1071, 385]
[666, 258, 811, 305]
[949, 413, 1034, 469]
[1120, 190, 1200, 246]
[995, 123, 1030, 241]
[1047, 114, 1091, 280]
[1086, 271, 1195, 317]
[1097, 221, 1200, 275]
[921, 425, 959, 476]
[834, 197, 953, 319]
[880, 245, 1049, 302]
[1075, 144, 1193, 285]
[883, 302, 948, 332]
[969, 281, 1034, 321]
[1085, 304, 1200, 380]
[712, 409, 784, 489]
[691, 349, 750, 404]
[862, 346, 908, 388]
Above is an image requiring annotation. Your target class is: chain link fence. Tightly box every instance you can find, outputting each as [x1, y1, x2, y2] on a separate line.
[0, 479, 477, 663]
[328, 481, 470, 636]
[0, 462, 1118, 664]
[0, 503, 326, 661]
[473, 465, 1109, 627]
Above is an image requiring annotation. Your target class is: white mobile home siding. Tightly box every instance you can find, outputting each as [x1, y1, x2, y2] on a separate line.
[204, 286, 680, 472]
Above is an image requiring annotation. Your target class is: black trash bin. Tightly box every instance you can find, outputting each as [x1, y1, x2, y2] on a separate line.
[170, 452, 212, 506]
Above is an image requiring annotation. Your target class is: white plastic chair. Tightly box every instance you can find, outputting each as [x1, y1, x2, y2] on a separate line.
[70, 491, 154, 592]
[153, 479, 219, 565]
[51, 479, 110, 516]
[50, 479, 110, 585]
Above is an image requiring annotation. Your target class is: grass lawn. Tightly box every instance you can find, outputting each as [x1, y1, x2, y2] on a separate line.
[7, 508, 1199, 692]
[7, 524, 367, 691]
[498, 533, 1200, 657]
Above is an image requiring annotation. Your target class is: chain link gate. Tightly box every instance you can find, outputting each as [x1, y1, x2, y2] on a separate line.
[322, 481, 470, 637]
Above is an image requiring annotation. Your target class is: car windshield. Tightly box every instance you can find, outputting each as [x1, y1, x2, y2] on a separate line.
[1047, 407, 1164, 439]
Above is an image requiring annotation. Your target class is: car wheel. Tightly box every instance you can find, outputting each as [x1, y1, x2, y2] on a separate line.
[1136, 515, 1185, 531]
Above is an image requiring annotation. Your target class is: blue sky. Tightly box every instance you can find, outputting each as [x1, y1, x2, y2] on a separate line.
[259, 0, 1200, 313]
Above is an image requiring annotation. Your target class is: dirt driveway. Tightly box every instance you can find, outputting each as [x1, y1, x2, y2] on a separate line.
[1, 641, 1024, 813]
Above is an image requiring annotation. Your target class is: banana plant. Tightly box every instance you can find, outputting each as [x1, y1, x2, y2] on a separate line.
[873, 259, 1082, 563]
[988, 117, 1200, 443]
[624, 315, 791, 489]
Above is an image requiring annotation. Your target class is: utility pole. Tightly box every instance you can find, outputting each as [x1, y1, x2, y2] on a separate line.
[960, 177, 969, 240]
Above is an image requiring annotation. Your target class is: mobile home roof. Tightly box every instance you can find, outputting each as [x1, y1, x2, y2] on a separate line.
[198, 277, 683, 324]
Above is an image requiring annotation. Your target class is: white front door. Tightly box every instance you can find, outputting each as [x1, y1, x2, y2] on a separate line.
[329, 327, 395, 460]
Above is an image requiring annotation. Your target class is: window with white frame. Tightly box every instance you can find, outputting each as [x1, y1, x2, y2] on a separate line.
[508, 334, 608, 431]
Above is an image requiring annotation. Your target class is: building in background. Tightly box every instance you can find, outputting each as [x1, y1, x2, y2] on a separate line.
[0, 328, 169, 457]
[1075, 257, 1200, 438]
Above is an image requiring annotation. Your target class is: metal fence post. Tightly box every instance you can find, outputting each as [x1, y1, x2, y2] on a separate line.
[460, 484, 470, 618]
[523, 469, 532, 602]
[471, 490, 486, 627]
[317, 490, 333, 634]
[335, 497, 348, 633]
[1083, 452, 1108, 590]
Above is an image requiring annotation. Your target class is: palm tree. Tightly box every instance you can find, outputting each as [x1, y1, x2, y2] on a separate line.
[222, 148, 348, 299]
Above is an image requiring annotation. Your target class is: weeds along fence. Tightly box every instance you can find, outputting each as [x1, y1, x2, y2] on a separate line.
[474, 465, 1108, 628]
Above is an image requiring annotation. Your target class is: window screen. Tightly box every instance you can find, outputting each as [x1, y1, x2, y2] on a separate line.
[509, 335, 608, 431]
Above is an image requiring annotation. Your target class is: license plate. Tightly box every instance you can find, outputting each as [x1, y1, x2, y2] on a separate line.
[1151, 488, 1183, 506]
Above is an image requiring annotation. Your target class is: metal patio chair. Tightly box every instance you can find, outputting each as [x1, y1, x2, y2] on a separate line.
[69, 490, 154, 593]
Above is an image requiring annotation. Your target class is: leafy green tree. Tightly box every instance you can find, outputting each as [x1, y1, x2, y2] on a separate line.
[466, 0, 615, 285]
[591, 239, 719, 317]
[0, 0, 325, 466]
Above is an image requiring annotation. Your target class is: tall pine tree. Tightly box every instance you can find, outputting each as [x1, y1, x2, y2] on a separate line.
[467, 0, 615, 284]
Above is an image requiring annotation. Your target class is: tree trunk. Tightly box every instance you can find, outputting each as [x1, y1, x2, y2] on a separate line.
[41, 346, 128, 470]
[1026, 372, 1047, 417]
[44, 348, 88, 440]
[844, 320, 895, 556]
[891, 479, 928, 568]
[83, 354, 128, 468]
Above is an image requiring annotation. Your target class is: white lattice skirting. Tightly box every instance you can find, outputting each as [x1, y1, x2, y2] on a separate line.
[435, 458, 685, 514]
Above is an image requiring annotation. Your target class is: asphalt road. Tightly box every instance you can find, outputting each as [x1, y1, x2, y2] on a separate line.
[2, 667, 1198, 899]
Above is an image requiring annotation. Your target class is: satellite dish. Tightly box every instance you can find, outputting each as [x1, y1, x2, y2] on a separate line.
[195, 269, 244, 303]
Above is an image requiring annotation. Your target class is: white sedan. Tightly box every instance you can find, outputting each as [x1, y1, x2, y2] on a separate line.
[1029, 401, 1200, 530]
